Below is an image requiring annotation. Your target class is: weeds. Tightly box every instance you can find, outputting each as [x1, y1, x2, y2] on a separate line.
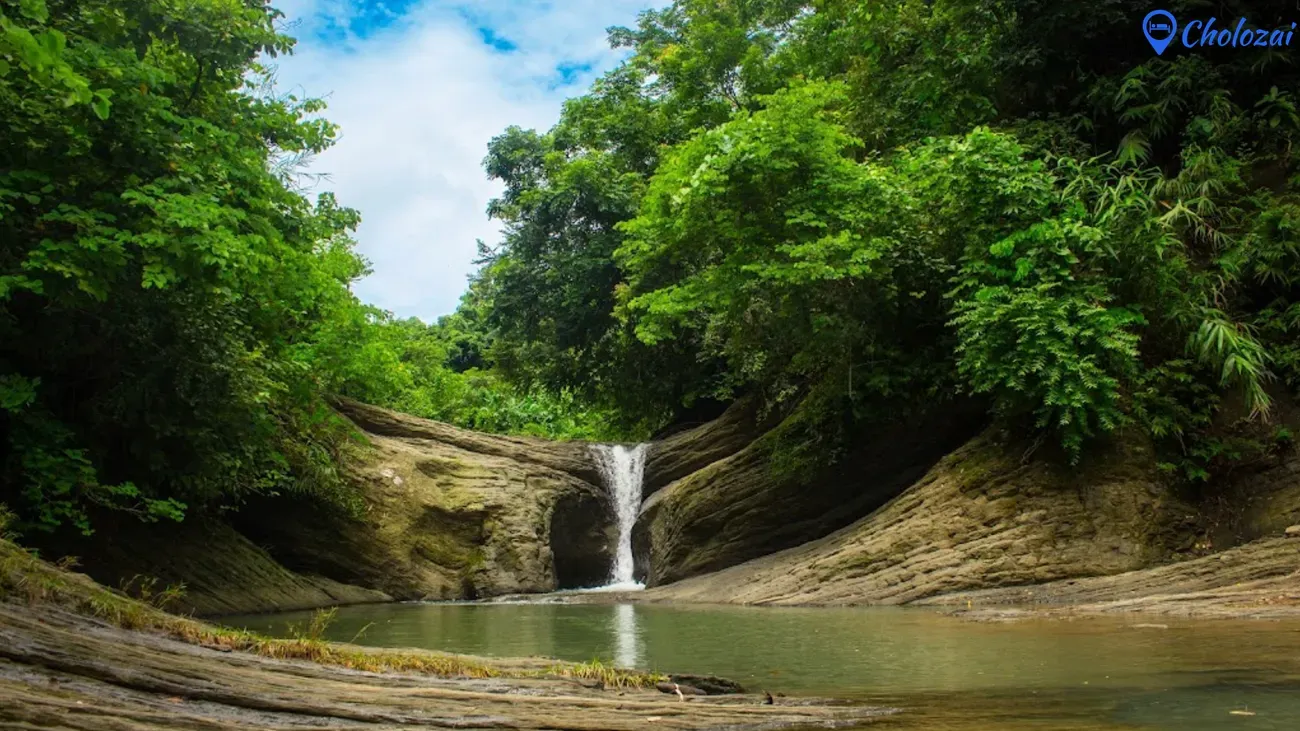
[292, 607, 337, 642]
[119, 574, 187, 610]
[545, 658, 667, 689]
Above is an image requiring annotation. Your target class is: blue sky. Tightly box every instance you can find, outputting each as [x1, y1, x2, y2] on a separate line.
[269, 0, 662, 320]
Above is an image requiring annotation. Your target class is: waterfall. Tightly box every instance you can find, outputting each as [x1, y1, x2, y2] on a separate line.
[590, 443, 648, 589]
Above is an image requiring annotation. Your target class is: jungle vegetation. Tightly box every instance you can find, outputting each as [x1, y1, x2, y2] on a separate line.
[2, 0, 1297, 534]
[0, 0, 611, 535]
[477, 0, 1300, 472]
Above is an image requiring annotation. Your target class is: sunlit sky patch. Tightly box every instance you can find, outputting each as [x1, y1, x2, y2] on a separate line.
[268, 0, 662, 320]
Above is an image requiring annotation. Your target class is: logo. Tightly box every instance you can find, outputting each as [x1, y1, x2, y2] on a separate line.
[1142, 9, 1295, 55]
[1143, 10, 1177, 55]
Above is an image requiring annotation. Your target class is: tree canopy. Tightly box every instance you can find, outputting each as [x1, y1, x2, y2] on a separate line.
[477, 0, 1300, 470]
[0, 0, 613, 536]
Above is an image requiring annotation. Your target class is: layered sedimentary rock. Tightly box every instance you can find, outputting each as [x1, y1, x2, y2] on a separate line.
[640, 398, 773, 498]
[642, 429, 1205, 605]
[916, 535, 1300, 617]
[41, 519, 390, 616]
[634, 402, 982, 586]
[1208, 444, 1300, 547]
[48, 400, 614, 614]
[239, 400, 617, 602]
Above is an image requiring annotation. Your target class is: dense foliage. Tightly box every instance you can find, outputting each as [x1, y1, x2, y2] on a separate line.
[0, 0, 608, 536]
[477, 0, 1300, 470]
[4, 0, 1299, 534]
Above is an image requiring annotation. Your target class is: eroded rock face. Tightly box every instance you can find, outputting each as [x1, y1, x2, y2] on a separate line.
[35, 518, 391, 616]
[912, 536, 1300, 614]
[635, 402, 983, 587]
[333, 397, 604, 486]
[642, 429, 1202, 605]
[1208, 444, 1300, 547]
[641, 398, 773, 499]
[240, 400, 614, 601]
[47, 400, 614, 613]
[550, 490, 618, 589]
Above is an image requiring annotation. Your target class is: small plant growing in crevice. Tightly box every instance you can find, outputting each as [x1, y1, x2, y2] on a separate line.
[118, 574, 187, 610]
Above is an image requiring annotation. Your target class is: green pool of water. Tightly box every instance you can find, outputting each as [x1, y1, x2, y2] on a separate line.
[220, 601, 1300, 730]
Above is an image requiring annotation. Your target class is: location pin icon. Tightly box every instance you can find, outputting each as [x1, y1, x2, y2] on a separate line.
[1142, 10, 1177, 55]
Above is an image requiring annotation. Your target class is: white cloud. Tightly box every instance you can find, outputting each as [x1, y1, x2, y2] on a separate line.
[268, 0, 661, 321]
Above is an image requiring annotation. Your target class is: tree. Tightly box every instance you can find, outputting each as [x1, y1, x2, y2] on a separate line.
[0, 0, 365, 533]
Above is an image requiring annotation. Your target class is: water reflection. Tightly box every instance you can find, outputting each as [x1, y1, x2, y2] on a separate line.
[220, 602, 1300, 730]
[612, 603, 639, 668]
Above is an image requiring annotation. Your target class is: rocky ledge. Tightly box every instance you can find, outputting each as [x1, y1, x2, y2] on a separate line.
[39, 400, 618, 615]
[922, 536, 1300, 620]
[634, 399, 983, 586]
[639, 428, 1300, 614]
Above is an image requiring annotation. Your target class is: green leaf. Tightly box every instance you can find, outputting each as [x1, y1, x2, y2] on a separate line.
[19, 0, 50, 22]
[0, 374, 41, 411]
[91, 94, 111, 120]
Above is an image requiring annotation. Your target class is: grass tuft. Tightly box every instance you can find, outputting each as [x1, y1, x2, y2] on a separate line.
[545, 658, 667, 689]
[118, 574, 187, 610]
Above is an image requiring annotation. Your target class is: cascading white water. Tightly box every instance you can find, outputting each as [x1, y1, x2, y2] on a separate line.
[590, 443, 648, 589]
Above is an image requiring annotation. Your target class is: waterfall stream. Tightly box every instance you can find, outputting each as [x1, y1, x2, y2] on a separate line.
[590, 443, 648, 589]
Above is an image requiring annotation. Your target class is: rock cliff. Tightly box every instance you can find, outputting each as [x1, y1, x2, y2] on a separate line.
[240, 399, 615, 601]
[633, 401, 983, 586]
[642, 429, 1204, 605]
[43, 400, 614, 614]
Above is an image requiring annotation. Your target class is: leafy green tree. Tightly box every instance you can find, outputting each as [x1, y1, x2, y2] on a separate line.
[482, 0, 1300, 470]
[0, 0, 366, 533]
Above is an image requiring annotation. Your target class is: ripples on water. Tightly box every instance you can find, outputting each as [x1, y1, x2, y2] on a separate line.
[221, 601, 1300, 730]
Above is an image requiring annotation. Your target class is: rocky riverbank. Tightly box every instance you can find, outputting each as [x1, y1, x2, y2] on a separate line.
[632, 405, 1300, 619]
[0, 540, 891, 730]
[921, 536, 1300, 620]
[639, 430, 1201, 605]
